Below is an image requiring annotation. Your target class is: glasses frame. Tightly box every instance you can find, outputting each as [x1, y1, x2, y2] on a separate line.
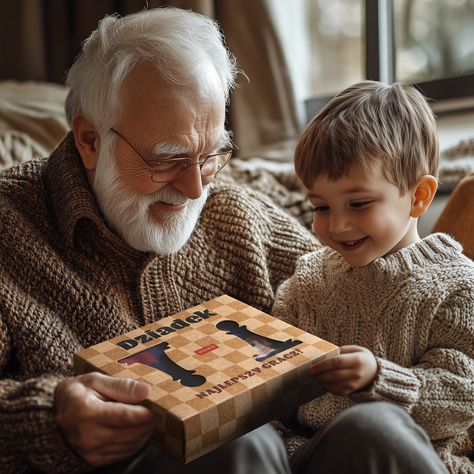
[110, 128, 233, 183]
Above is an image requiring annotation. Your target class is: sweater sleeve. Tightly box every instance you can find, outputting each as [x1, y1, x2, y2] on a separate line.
[0, 319, 90, 473]
[0, 375, 91, 473]
[351, 288, 474, 441]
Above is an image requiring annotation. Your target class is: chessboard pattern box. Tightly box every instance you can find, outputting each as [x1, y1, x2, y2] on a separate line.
[74, 295, 338, 464]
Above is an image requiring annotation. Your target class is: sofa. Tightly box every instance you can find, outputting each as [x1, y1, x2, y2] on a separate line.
[433, 172, 474, 260]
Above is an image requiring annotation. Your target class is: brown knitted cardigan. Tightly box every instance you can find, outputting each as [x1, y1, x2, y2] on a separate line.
[0, 132, 320, 473]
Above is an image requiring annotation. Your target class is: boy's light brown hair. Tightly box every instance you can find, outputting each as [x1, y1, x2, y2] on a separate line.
[294, 80, 439, 195]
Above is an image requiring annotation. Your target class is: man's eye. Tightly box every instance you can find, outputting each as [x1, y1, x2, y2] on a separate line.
[155, 159, 189, 172]
[156, 161, 179, 171]
[312, 205, 329, 213]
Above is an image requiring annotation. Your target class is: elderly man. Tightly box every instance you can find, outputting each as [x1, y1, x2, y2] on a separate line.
[0, 7, 319, 473]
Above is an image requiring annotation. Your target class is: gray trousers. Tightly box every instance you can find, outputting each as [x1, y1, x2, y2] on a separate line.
[94, 423, 291, 474]
[290, 402, 449, 474]
[97, 402, 448, 474]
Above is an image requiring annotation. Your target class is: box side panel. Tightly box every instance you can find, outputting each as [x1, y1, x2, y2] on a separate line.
[176, 356, 329, 464]
[149, 411, 186, 464]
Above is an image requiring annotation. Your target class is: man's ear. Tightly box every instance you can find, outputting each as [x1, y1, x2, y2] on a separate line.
[410, 175, 438, 218]
[72, 113, 100, 171]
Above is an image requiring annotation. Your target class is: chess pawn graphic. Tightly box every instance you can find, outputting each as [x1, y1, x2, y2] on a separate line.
[118, 341, 206, 387]
[216, 320, 302, 362]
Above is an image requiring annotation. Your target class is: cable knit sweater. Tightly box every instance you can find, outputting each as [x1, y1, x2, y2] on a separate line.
[273, 235, 474, 473]
[0, 132, 319, 473]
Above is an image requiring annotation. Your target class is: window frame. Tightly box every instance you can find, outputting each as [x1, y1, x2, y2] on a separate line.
[365, 0, 474, 114]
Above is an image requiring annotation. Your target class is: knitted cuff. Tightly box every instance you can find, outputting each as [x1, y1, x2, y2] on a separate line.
[350, 357, 421, 411]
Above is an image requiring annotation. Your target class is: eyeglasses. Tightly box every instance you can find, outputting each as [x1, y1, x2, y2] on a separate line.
[110, 128, 232, 183]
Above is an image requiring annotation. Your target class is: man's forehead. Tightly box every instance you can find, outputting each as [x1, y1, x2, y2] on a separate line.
[124, 61, 225, 104]
[121, 67, 226, 130]
[118, 62, 227, 153]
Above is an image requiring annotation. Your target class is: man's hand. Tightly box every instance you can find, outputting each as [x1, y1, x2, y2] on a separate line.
[308, 345, 378, 396]
[54, 372, 161, 467]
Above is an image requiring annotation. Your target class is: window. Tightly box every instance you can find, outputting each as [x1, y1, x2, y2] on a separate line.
[367, 0, 474, 112]
[269, 0, 474, 123]
[269, 0, 365, 124]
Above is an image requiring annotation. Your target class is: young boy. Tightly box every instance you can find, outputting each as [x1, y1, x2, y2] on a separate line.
[273, 81, 474, 474]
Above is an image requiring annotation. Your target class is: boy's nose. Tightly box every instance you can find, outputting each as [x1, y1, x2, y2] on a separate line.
[329, 212, 353, 234]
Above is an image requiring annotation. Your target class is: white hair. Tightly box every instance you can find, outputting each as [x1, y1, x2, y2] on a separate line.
[65, 7, 239, 134]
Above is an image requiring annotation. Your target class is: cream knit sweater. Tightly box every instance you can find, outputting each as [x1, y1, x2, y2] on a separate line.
[0, 132, 319, 473]
[273, 235, 474, 473]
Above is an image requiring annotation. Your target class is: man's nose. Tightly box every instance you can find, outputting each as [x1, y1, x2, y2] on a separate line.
[171, 162, 204, 200]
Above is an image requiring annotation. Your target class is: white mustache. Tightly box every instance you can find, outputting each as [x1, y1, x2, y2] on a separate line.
[149, 185, 188, 207]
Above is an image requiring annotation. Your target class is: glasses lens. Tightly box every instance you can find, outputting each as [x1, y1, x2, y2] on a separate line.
[152, 159, 191, 183]
[151, 152, 232, 183]
[201, 152, 232, 176]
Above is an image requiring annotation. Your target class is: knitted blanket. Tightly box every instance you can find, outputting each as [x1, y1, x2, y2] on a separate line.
[438, 138, 474, 193]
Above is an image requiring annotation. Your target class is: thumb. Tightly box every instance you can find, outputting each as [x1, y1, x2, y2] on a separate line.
[83, 372, 152, 404]
[339, 345, 365, 354]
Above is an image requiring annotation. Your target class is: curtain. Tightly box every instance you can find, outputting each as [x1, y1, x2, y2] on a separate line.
[219, 1, 300, 157]
[0, 0, 299, 157]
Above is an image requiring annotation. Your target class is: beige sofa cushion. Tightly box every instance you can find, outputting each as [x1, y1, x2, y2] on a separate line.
[0, 80, 68, 170]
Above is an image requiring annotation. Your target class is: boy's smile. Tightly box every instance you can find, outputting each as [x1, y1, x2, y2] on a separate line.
[306, 163, 420, 267]
[337, 236, 369, 250]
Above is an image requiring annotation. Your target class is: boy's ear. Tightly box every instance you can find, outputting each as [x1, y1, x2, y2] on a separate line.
[410, 175, 437, 218]
[72, 113, 100, 171]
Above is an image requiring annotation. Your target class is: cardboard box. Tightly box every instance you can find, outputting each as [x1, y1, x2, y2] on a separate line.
[74, 295, 338, 463]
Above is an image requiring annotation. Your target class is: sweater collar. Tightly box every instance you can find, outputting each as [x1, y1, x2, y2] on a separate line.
[326, 233, 466, 275]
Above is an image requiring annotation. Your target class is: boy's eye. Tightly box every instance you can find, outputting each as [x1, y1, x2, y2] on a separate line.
[312, 205, 329, 213]
[351, 201, 371, 209]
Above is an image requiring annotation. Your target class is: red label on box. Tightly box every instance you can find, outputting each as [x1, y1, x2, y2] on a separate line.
[195, 344, 219, 355]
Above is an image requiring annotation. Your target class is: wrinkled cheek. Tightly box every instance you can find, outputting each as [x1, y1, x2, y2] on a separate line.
[126, 177, 168, 196]
[115, 165, 165, 197]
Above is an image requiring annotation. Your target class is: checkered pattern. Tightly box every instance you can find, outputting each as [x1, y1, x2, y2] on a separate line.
[74, 295, 338, 464]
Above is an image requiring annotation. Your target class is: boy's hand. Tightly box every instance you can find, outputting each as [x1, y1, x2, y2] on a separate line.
[308, 345, 378, 396]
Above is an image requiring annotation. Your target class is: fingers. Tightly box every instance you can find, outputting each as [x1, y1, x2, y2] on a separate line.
[69, 419, 157, 465]
[308, 345, 378, 395]
[309, 346, 373, 374]
[83, 372, 152, 403]
[308, 351, 356, 376]
[56, 373, 157, 427]
[54, 374, 161, 467]
[339, 345, 367, 355]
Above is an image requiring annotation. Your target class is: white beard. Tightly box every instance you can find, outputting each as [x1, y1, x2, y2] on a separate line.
[91, 137, 209, 255]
